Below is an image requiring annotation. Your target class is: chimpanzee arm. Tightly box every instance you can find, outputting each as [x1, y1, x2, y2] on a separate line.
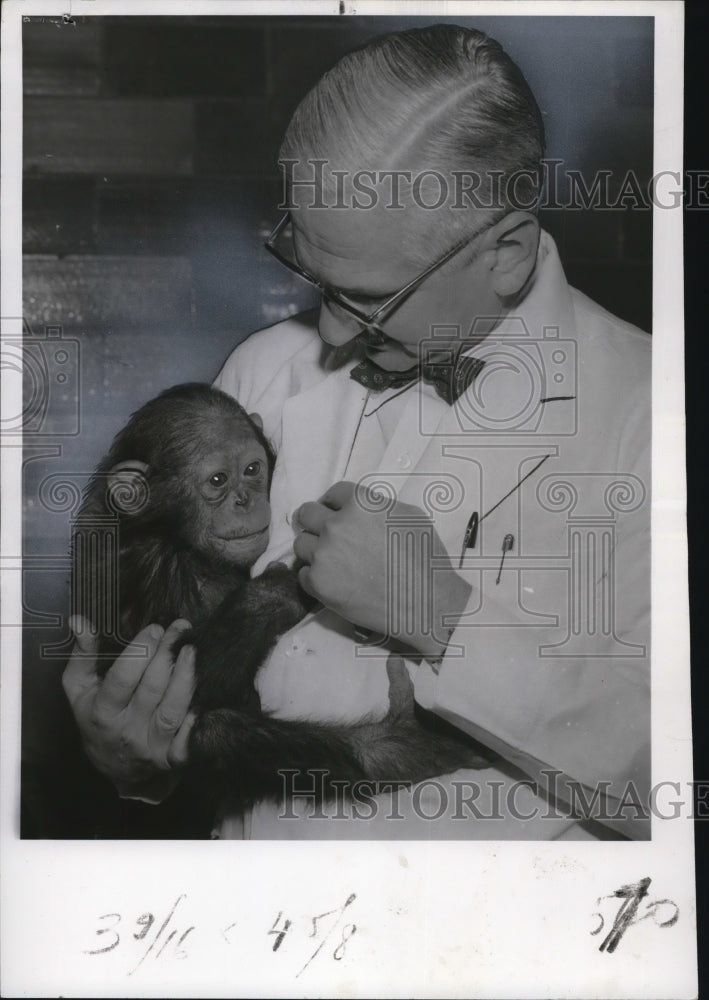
[189, 658, 495, 804]
[175, 564, 314, 712]
[353, 659, 496, 783]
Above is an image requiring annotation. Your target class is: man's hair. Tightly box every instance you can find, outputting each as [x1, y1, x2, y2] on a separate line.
[279, 24, 545, 247]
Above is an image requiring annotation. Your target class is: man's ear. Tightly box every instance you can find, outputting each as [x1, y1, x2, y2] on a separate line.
[248, 412, 264, 431]
[106, 460, 150, 515]
[487, 212, 540, 298]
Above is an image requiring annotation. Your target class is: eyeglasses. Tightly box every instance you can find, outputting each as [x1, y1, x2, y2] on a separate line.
[264, 211, 498, 338]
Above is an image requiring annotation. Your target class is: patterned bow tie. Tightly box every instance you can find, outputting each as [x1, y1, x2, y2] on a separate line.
[350, 353, 484, 405]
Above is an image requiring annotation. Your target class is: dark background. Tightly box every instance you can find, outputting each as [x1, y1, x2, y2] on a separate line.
[20, 14, 655, 838]
[685, 0, 709, 990]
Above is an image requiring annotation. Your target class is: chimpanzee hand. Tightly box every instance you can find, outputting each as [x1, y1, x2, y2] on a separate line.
[62, 617, 197, 802]
[358, 656, 494, 783]
[381, 655, 417, 720]
[257, 560, 319, 622]
[293, 481, 472, 658]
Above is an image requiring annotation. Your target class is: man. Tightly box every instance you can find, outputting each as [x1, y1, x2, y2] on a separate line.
[63, 24, 650, 839]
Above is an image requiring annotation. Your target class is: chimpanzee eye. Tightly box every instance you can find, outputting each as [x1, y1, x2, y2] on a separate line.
[243, 461, 262, 478]
[209, 472, 228, 488]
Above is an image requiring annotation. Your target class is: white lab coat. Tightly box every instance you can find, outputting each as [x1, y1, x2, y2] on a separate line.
[213, 232, 651, 840]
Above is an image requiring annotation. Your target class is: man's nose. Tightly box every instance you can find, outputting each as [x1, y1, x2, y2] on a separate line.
[317, 299, 363, 346]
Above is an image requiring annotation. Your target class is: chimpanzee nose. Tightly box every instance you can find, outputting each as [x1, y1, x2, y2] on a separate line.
[233, 487, 250, 507]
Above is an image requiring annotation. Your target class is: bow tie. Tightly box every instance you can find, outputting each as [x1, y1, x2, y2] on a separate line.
[350, 353, 484, 405]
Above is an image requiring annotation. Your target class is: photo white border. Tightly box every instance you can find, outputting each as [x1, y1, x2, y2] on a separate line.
[1, 2, 695, 997]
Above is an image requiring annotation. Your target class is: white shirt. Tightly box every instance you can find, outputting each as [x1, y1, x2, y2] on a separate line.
[212, 232, 651, 841]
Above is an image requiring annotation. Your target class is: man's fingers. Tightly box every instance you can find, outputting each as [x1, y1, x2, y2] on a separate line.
[94, 623, 165, 716]
[294, 500, 332, 535]
[293, 530, 318, 565]
[297, 564, 316, 599]
[167, 711, 198, 767]
[129, 619, 192, 716]
[62, 616, 100, 708]
[69, 615, 99, 654]
[153, 645, 196, 738]
[293, 480, 356, 532]
[317, 480, 355, 510]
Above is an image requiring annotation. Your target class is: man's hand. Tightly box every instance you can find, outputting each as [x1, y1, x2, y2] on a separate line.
[293, 481, 471, 658]
[62, 617, 197, 802]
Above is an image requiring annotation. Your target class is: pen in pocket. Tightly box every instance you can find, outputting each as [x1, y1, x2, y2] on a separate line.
[458, 510, 479, 568]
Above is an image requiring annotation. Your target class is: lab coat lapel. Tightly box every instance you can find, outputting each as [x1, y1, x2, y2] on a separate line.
[396, 394, 486, 558]
[256, 365, 366, 569]
[279, 365, 368, 510]
[393, 232, 578, 557]
[377, 386, 449, 484]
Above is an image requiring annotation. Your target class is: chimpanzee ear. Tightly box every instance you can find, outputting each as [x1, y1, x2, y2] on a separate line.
[248, 412, 264, 430]
[106, 460, 150, 516]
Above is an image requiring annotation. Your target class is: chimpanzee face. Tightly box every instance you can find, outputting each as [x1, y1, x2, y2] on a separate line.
[190, 418, 272, 567]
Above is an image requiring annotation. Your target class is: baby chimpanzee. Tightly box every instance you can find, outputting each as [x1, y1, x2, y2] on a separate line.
[73, 383, 490, 810]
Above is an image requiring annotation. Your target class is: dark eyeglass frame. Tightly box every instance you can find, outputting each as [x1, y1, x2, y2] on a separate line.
[264, 211, 498, 337]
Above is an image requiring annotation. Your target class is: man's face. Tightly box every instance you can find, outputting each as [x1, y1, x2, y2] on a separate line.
[290, 193, 503, 372]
